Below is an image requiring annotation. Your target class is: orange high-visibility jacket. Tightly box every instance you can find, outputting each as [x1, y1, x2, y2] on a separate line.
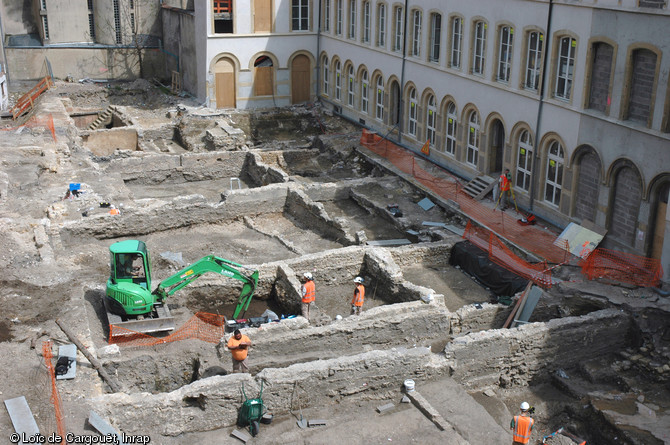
[511, 415, 534, 444]
[352, 284, 365, 307]
[227, 334, 251, 361]
[500, 173, 511, 191]
[302, 280, 315, 303]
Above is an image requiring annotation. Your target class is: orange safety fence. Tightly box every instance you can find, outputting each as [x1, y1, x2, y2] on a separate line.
[42, 340, 66, 443]
[0, 113, 57, 142]
[464, 220, 553, 288]
[581, 248, 663, 288]
[10, 76, 53, 119]
[110, 312, 229, 346]
[359, 130, 568, 264]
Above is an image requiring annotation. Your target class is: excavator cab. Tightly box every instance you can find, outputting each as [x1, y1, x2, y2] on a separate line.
[106, 240, 155, 317]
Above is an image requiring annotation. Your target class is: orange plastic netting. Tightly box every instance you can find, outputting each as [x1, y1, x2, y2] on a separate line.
[109, 312, 228, 346]
[463, 220, 553, 288]
[360, 130, 568, 264]
[0, 113, 57, 142]
[582, 248, 663, 287]
[42, 341, 66, 442]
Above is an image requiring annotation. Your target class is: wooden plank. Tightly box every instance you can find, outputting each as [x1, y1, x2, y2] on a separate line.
[4, 396, 40, 439]
[503, 281, 532, 329]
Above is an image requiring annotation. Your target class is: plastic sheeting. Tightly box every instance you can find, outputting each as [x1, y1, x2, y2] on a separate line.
[449, 240, 529, 297]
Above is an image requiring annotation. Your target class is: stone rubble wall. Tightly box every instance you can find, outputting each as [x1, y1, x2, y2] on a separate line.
[362, 247, 435, 303]
[234, 300, 451, 370]
[452, 303, 511, 335]
[103, 151, 248, 184]
[284, 186, 356, 244]
[93, 347, 444, 436]
[244, 152, 289, 186]
[84, 128, 138, 156]
[444, 308, 633, 389]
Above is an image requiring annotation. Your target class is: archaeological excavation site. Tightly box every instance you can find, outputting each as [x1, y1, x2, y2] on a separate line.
[1, 80, 669, 445]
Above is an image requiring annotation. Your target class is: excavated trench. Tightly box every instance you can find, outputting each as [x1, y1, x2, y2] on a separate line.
[66, 108, 669, 445]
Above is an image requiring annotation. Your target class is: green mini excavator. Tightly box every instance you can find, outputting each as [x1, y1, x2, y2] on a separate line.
[105, 240, 259, 335]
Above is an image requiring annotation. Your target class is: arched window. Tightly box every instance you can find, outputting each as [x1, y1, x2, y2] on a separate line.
[408, 88, 418, 136]
[467, 111, 480, 166]
[426, 95, 436, 146]
[516, 130, 533, 191]
[361, 70, 369, 113]
[375, 76, 384, 120]
[444, 102, 457, 155]
[323, 56, 329, 96]
[545, 141, 564, 206]
[335, 60, 342, 101]
[347, 65, 355, 106]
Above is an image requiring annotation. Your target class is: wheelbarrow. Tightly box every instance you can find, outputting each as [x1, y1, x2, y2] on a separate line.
[238, 381, 266, 437]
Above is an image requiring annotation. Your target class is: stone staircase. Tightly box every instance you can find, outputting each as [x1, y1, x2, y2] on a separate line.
[462, 175, 496, 200]
[88, 106, 118, 130]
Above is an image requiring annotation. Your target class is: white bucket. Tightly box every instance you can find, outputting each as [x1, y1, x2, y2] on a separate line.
[404, 379, 415, 392]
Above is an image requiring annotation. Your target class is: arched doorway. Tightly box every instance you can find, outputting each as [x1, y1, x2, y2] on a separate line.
[291, 54, 311, 104]
[489, 119, 504, 173]
[651, 182, 670, 261]
[214, 58, 236, 109]
[254, 56, 274, 96]
[574, 148, 601, 223]
[609, 166, 642, 246]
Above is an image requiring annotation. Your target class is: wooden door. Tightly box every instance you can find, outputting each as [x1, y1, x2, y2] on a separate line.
[291, 55, 310, 104]
[254, 0, 272, 32]
[215, 58, 235, 108]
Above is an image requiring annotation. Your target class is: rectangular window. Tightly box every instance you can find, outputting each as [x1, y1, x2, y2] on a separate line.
[113, 0, 121, 44]
[349, 0, 356, 39]
[375, 78, 384, 120]
[450, 17, 462, 68]
[362, 75, 369, 113]
[429, 14, 441, 63]
[88, 13, 96, 40]
[408, 93, 417, 136]
[555, 37, 576, 99]
[324, 0, 331, 32]
[472, 21, 486, 75]
[411, 10, 422, 57]
[214, 0, 233, 33]
[525, 32, 543, 90]
[347, 67, 355, 106]
[336, 0, 343, 35]
[445, 105, 457, 155]
[130, 12, 135, 32]
[363, 1, 370, 43]
[42, 15, 50, 40]
[213, 0, 232, 13]
[335, 64, 342, 101]
[377, 4, 386, 47]
[293, 0, 310, 31]
[393, 7, 403, 52]
[497, 26, 513, 82]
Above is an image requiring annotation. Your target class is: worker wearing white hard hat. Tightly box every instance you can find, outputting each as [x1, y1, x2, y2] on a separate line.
[510, 402, 535, 445]
[351, 276, 365, 316]
[300, 272, 315, 322]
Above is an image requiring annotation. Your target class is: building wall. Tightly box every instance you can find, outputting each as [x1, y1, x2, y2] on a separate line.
[161, 7, 197, 96]
[40, 0, 89, 43]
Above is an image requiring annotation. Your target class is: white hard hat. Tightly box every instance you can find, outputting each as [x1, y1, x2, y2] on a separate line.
[520, 402, 530, 411]
[354, 276, 364, 284]
[303, 272, 313, 280]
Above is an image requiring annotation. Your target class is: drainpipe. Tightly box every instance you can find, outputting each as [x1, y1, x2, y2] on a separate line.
[316, 0, 322, 100]
[397, 0, 409, 144]
[529, 0, 553, 211]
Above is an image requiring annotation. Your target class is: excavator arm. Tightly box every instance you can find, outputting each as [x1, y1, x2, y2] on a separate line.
[153, 255, 259, 319]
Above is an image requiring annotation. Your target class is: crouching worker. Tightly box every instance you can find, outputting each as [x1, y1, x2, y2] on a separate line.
[227, 329, 252, 373]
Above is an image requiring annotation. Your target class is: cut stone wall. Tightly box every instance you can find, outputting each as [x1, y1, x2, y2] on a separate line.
[451, 303, 510, 335]
[444, 308, 633, 390]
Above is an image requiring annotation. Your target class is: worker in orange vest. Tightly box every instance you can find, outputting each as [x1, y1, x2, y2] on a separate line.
[227, 329, 252, 373]
[351, 276, 365, 315]
[511, 402, 535, 444]
[499, 168, 512, 210]
[300, 272, 315, 322]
